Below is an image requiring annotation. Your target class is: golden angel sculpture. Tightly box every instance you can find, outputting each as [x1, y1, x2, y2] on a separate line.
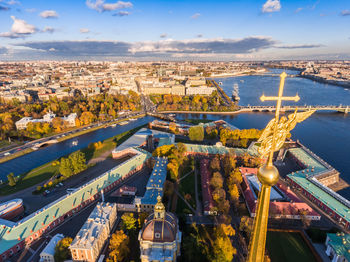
[258, 109, 316, 157]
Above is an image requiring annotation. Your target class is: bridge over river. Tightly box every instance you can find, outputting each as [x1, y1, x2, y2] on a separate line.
[239, 105, 350, 113]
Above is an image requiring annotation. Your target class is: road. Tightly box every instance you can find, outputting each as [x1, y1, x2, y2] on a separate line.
[0, 111, 143, 159]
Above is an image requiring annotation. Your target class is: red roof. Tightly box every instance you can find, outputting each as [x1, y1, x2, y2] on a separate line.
[240, 167, 320, 218]
[200, 159, 214, 213]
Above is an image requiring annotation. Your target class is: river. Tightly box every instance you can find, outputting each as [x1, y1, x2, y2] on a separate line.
[0, 116, 154, 181]
[179, 68, 350, 198]
[1, 68, 350, 199]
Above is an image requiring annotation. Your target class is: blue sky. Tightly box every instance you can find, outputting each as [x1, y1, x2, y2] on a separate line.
[0, 0, 349, 60]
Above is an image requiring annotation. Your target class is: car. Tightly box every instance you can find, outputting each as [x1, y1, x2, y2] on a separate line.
[59, 182, 63, 187]
[45, 190, 50, 194]
[4, 152, 10, 156]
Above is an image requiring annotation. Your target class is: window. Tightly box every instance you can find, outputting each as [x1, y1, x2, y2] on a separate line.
[16, 245, 20, 251]
[155, 233, 161, 238]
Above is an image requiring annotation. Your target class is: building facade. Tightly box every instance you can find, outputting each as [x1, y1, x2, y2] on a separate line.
[69, 202, 117, 262]
[138, 196, 181, 262]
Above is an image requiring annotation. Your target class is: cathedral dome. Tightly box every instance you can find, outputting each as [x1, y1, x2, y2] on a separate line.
[141, 196, 178, 243]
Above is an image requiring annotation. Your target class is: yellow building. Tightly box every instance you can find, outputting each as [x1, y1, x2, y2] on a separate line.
[69, 202, 117, 262]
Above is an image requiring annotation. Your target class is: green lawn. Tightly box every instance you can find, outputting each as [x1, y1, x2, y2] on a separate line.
[0, 162, 59, 195]
[178, 171, 196, 211]
[266, 231, 317, 262]
[184, 119, 213, 125]
[0, 124, 146, 196]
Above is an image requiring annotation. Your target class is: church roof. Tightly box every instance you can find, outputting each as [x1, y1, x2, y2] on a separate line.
[141, 212, 177, 243]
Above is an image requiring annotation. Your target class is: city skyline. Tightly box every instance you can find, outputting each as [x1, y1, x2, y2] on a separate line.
[0, 0, 350, 61]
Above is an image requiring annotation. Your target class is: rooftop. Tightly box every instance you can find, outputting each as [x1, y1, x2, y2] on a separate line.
[327, 233, 350, 261]
[70, 202, 116, 249]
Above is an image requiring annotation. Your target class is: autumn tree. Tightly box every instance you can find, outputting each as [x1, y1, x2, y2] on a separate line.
[210, 157, 221, 171]
[210, 172, 223, 189]
[68, 151, 87, 174]
[79, 111, 95, 125]
[106, 230, 130, 262]
[54, 237, 73, 262]
[7, 173, 16, 187]
[240, 216, 254, 238]
[228, 168, 243, 185]
[138, 212, 149, 229]
[228, 184, 240, 206]
[189, 125, 204, 141]
[59, 157, 73, 177]
[212, 234, 236, 262]
[121, 212, 137, 232]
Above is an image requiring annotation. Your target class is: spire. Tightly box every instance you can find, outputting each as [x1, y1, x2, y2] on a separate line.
[154, 195, 165, 219]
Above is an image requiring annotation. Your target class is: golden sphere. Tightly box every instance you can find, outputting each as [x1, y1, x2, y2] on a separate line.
[257, 164, 279, 186]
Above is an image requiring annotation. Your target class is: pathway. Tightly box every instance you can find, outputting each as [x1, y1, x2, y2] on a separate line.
[174, 188, 196, 214]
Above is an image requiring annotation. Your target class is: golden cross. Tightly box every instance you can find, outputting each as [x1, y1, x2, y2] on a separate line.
[259, 72, 300, 166]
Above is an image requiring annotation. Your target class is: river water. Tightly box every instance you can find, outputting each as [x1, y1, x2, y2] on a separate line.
[1, 69, 350, 199]
[179, 68, 350, 198]
[0, 116, 154, 181]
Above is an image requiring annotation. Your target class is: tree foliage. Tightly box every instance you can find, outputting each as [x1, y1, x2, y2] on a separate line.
[189, 126, 204, 141]
[59, 150, 86, 177]
[121, 213, 137, 232]
[210, 172, 223, 189]
[54, 237, 72, 262]
[106, 230, 130, 262]
[7, 172, 16, 186]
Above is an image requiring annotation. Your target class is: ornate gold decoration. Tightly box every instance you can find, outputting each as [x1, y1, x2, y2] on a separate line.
[248, 72, 314, 262]
[258, 109, 316, 157]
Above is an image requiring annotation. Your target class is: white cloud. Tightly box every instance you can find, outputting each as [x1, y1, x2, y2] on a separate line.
[113, 10, 130, 16]
[191, 13, 200, 19]
[42, 26, 55, 33]
[7, 0, 20, 5]
[86, 0, 133, 12]
[0, 16, 37, 38]
[295, 7, 303, 13]
[262, 0, 281, 13]
[49, 48, 56, 51]
[80, 28, 90, 33]
[341, 10, 350, 16]
[39, 10, 58, 18]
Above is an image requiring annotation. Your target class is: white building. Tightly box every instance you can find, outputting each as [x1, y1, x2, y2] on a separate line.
[62, 113, 77, 127]
[15, 112, 77, 130]
[138, 196, 181, 262]
[186, 86, 216, 95]
[39, 234, 64, 262]
[69, 202, 117, 262]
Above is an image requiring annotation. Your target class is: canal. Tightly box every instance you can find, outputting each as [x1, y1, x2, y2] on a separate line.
[0, 116, 154, 181]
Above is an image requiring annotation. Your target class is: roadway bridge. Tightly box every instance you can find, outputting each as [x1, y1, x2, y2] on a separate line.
[239, 105, 350, 114]
[31, 139, 58, 149]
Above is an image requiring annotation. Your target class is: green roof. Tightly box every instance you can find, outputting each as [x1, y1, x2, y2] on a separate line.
[327, 233, 350, 260]
[185, 143, 247, 155]
[288, 172, 350, 222]
[0, 148, 151, 254]
[289, 147, 326, 174]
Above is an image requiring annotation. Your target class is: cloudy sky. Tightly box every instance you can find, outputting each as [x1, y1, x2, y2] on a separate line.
[0, 0, 349, 60]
